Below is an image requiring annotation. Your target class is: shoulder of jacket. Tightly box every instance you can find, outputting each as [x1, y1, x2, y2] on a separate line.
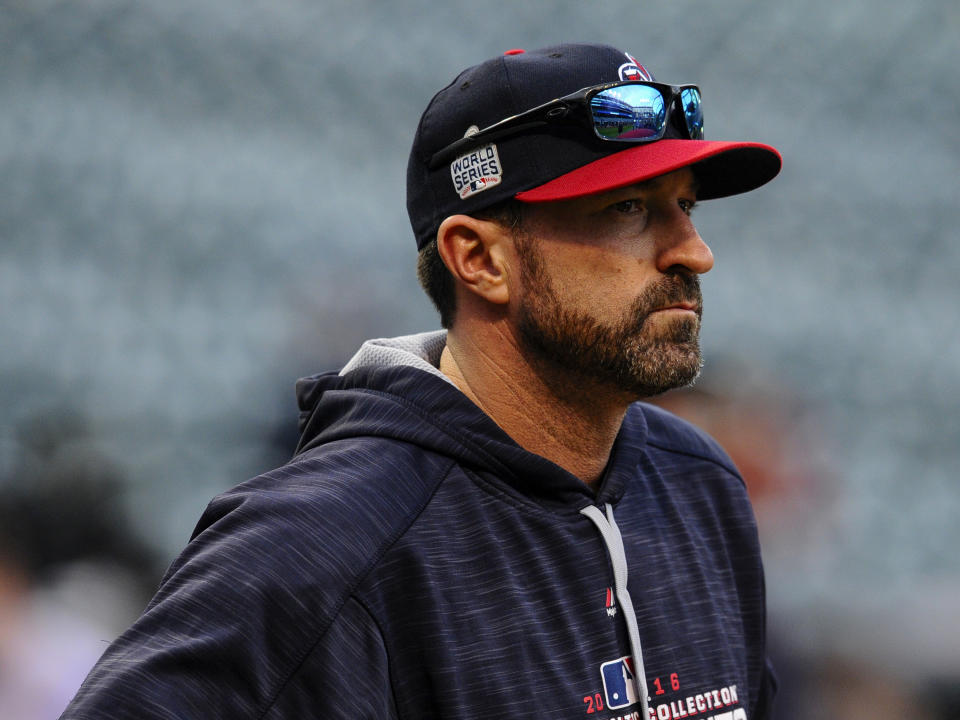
[201, 436, 453, 546]
[634, 401, 743, 482]
[176, 438, 455, 605]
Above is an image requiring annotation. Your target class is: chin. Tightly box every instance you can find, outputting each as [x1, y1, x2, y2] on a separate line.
[618, 342, 703, 399]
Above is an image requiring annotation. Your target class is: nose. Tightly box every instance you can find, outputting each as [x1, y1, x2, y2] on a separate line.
[654, 210, 714, 275]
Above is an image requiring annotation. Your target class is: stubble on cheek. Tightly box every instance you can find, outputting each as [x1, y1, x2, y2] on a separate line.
[513, 230, 706, 397]
[519, 277, 705, 398]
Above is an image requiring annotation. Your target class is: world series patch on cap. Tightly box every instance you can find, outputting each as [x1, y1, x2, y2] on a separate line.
[406, 42, 781, 250]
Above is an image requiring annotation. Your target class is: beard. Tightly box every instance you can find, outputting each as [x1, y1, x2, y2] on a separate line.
[515, 237, 705, 399]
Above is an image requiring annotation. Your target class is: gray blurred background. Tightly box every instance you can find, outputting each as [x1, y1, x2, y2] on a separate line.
[1, 0, 958, 717]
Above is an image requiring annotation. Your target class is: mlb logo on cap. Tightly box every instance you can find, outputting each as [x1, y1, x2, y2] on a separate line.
[600, 655, 638, 710]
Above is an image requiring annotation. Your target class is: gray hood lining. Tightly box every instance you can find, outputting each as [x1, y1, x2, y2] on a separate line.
[339, 330, 453, 386]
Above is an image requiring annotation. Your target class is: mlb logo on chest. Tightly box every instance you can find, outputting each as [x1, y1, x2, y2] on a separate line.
[450, 143, 502, 199]
[601, 656, 638, 710]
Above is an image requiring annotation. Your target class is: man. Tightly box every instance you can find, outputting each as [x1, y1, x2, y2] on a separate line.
[62, 43, 780, 719]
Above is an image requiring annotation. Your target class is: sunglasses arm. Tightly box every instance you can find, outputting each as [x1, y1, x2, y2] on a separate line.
[427, 100, 581, 170]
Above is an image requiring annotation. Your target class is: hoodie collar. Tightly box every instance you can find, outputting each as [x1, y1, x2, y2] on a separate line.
[339, 330, 451, 382]
[295, 332, 647, 511]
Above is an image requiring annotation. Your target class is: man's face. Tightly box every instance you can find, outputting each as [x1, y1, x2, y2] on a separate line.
[511, 167, 714, 399]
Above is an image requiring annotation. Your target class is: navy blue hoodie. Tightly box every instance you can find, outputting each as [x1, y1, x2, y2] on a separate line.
[62, 331, 775, 720]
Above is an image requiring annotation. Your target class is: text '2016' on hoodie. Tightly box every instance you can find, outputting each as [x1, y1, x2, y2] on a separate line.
[61, 331, 775, 720]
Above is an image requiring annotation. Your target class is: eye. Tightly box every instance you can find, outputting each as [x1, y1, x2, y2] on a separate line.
[678, 198, 696, 216]
[611, 198, 645, 214]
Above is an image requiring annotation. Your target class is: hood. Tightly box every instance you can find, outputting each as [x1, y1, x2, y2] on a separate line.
[293, 331, 649, 509]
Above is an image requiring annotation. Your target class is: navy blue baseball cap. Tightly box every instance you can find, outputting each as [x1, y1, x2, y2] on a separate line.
[406, 43, 781, 250]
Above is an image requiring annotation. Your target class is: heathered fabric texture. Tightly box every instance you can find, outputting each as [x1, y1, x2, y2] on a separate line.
[61, 334, 775, 720]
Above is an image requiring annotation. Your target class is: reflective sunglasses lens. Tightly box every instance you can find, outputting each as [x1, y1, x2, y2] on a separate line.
[590, 85, 666, 141]
[680, 87, 704, 139]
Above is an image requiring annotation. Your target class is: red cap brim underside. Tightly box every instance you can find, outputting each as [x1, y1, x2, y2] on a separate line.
[514, 140, 782, 203]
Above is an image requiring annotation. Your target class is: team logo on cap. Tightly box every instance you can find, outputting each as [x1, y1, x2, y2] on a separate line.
[618, 52, 653, 82]
[450, 142, 502, 199]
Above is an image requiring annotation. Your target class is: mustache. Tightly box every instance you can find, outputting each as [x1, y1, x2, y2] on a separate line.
[633, 273, 703, 317]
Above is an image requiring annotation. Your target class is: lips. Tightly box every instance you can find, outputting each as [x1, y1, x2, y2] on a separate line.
[654, 300, 700, 313]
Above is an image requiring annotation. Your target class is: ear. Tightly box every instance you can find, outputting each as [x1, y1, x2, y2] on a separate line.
[436, 214, 511, 306]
